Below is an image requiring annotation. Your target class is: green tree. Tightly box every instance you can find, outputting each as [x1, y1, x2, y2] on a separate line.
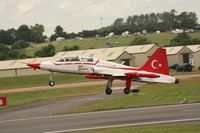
[170, 32, 192, 46]
[50, 25, 68, 41]
[113, 18, 124, 26]
[63, 45, 80, 51]
[30, 24, 46, 43]
[16, 25, 31, 42]
[7, 50, 20, 59]
[130, 36, 151, 45]
[177, 12, 198, 30]
[0, 44, 9, 60]
[7, 28, 16, 44]
[12, 40, 30, 49]
[34, 44, 55, 57]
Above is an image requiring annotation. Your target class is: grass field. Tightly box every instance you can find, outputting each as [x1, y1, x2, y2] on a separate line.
[69, 124, 200, 133]
[23, 32, 200, 57]
[71, 77, 200, 113]
[0, 73, 93, 89]
[0, 86, 103, 109]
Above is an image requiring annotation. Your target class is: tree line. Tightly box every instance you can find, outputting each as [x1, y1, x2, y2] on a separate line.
[0, 9, 200, 60]
[0, 9, 199, 44]
[92, 9, 198, 37]
[0, 24, 47, 45]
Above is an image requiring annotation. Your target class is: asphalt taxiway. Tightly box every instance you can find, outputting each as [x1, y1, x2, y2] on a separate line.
[0, 103, 200, 133]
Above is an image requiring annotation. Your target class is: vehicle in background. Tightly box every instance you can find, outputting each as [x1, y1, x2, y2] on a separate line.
[176, 63, 192, 72]
[169, 64, 178, 70]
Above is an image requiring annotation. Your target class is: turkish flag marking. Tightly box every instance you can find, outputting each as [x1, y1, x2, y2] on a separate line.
[0, 97, 7, 106]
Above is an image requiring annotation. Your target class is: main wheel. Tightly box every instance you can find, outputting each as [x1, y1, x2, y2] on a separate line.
[124, 88, 130, 95]
[105, 88, 112, 95]
[49, 81, 55, 87]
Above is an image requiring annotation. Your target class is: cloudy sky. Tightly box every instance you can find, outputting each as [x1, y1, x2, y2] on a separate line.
[0, 0, 200, 36]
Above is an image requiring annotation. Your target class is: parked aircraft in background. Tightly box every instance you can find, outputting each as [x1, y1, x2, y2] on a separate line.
[27, 48, 179, 95]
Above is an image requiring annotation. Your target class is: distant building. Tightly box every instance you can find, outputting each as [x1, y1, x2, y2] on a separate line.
[75, 37, 83, 40]
[122, 31, 130, 37]
[45, 38, 50, 43]
[56, 37, 65, 42]
[108, 32, 114, 37]
[156, 31, 160, 35]
[171, 29, 184, 33]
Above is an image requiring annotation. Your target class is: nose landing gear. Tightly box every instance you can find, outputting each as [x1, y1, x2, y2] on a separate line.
[48, 72, 55, 87]
[105, 78, 113, 95]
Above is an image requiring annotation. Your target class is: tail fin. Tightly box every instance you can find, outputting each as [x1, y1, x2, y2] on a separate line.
[140, 48, 169, 75]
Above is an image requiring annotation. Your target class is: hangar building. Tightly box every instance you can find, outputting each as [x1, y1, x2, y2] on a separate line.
[125, 44, 159, 67]
[0, 57, 53, 77]
[55, 44, 158, 67]
[165, 46, 193, 66]
[55, 48, 135, 66]
[187, 44, 200, 70]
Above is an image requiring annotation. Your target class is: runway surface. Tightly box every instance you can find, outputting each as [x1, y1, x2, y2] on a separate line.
[1, 103, 200, 133]
[0, 89, 124, 120]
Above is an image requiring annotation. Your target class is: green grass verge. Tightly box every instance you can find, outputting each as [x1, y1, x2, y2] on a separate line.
[170, 70, 200, 75]
[23, 32, 200, 57]
[0, 73, 93, 89]
[71, 77, 200, 113]
[0, 86, 103, 109]
[69, 124, 200, 133]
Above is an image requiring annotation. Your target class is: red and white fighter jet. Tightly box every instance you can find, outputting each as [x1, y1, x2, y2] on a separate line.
[27, 48, 179, 95]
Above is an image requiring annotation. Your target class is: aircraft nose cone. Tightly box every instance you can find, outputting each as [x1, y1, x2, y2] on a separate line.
[27, 63, 40, 69]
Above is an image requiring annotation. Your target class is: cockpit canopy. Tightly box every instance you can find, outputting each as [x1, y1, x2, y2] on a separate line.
[54, 56, 95, 63]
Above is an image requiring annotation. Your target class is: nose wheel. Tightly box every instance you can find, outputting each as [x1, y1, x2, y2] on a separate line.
[49, 80, 55, 86]
[105, 78, 113, 95]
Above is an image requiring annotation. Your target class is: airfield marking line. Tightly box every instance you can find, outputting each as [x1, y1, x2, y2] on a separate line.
[0, 103, 200, 123]
[67, 97, 104, 102]
[43, 117, 200, 133]
[183, 108, 200, 112]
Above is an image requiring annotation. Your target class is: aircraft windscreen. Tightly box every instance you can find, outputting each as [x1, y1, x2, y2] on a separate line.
[54, 56, 94, 62]
[80, 57, 94, 62]
[54, 58, 65, 62]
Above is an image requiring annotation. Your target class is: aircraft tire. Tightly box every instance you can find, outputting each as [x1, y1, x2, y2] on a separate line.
[49, 81, 55, 87]
[105, 88, 112, 95]
[124, 88, 130, 95]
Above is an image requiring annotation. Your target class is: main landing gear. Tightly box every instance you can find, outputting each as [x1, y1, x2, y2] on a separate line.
[124, 78, 131, 95]
[105, 77, 133, 95]
[48, 72, 55, 87]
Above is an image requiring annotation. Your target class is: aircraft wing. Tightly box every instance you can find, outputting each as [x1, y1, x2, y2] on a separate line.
[125, 72, 160, 78]
[85, 65, 160, 79]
